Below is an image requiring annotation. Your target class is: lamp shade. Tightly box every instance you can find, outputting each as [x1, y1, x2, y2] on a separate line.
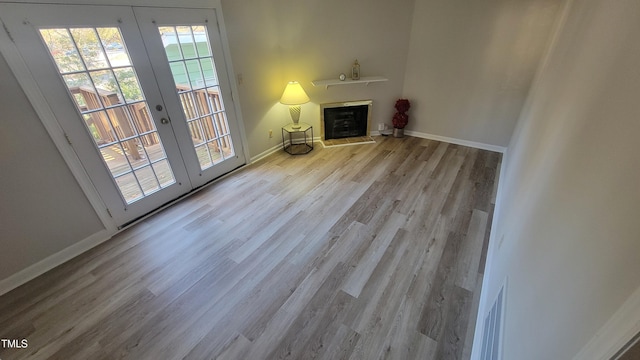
[280, 81, 310, 105]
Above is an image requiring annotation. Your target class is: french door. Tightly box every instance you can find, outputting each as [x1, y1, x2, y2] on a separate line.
[0, 4, 246, 227]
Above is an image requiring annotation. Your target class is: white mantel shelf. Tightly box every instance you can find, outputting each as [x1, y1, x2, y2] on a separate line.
[311, 76, 388, 89]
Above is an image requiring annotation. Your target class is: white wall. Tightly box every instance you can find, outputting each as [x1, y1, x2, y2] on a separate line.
[0, 52, 104, 282]
[479, 0, 640, 358]
[221, 0, 415, 157]
[403, 0, 561, 147]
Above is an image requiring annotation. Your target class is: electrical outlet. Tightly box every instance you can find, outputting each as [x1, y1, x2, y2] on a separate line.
[269, 129, 273, 138]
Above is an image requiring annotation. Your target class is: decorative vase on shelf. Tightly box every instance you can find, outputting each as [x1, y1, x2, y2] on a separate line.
[392, 99, 410, 138]
[351, 59, 360, 80]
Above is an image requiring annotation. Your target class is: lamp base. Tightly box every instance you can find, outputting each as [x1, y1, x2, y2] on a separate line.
[289, 105, 302, 129]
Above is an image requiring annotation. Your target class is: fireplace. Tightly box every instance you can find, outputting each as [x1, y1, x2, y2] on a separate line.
[321, 100, 372, 140]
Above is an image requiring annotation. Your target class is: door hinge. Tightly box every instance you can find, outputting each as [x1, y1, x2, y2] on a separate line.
[64, 132, 72, 145]
[2, 21, 14, 43]
[106, 208, 113, 218]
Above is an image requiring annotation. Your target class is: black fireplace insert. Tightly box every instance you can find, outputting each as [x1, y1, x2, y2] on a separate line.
[323, 104, 369, 140]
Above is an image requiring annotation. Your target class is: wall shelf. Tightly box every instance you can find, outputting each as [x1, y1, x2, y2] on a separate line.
[311, 76, 388, 89]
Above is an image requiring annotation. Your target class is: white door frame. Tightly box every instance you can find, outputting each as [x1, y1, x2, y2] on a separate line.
[135, 6, 247, 189]
[0, 0, 249, 234]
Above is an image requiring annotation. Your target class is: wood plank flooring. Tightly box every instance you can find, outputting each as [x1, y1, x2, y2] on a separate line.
[0, 135, 501, 360]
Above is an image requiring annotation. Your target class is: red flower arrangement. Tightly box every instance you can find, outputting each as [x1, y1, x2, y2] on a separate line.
[392, 99, 411, 129]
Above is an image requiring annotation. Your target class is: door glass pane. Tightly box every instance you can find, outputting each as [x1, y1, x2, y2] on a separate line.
[40, 27, 177, 204]
[152, 160, 174, 188]
[158, 25, 234, 170]
[69, 28, 109, 70]
[96, 28, 130, 66]
[39, 28, 84, 73]
[113, 68, 144, 102]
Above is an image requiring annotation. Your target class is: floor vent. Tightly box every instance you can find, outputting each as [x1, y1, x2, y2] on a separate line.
[481, 285, 505, 360]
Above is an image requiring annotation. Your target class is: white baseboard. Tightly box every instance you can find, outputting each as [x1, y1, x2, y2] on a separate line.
[250, 142, 285, 163]
[404, 130, 506, 153]
[370, 130, 396, 136]
[573, 285, 640, 360]
[252, 131, 504, 162]
[0, 229, 112, 296]
[250, 137, 322, 163]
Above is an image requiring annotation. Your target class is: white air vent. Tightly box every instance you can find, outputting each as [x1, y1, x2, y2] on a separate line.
[481, 285, 505, 360]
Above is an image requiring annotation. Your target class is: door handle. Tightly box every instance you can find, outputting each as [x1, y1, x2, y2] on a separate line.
[160, 118, 170, 125]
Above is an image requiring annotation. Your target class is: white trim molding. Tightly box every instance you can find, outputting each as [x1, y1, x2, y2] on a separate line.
[573, 285, 640, 360]
[254, 126, 506, 164]
[0, 230, 112, 296]
[368, 130, 506, 153]
[405, 130, 506, 153]
[250, 142, 286, 164]
[250, 137, 322, 163]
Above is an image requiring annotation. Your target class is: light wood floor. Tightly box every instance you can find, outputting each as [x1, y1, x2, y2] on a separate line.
[0, 135, 501, 360]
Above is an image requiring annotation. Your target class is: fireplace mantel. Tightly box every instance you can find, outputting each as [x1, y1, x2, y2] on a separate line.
[311, 76, 388, 89]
